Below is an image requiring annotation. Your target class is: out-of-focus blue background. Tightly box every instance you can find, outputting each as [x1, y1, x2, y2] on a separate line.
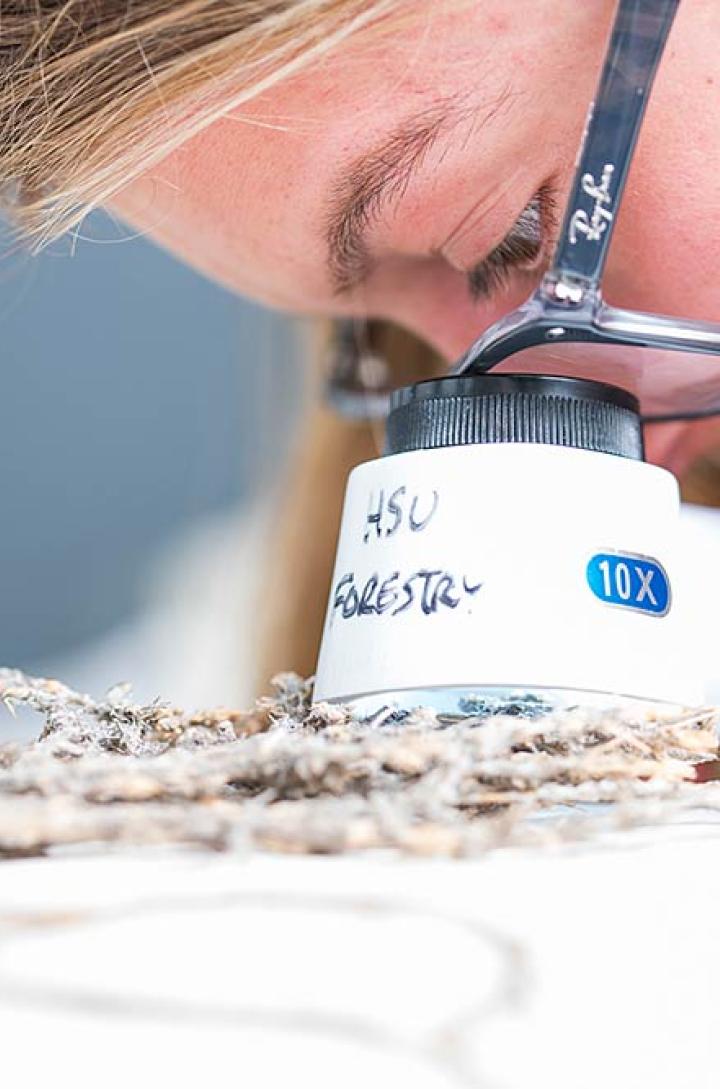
[0, 213, 301, 704]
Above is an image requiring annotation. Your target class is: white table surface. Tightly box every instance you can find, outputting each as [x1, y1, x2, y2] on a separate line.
[1, 823, 718, 1089]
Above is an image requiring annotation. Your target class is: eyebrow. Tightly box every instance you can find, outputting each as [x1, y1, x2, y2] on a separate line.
[324, 95, 476, 294]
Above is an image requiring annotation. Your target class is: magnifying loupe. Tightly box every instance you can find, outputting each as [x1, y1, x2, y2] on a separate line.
[315, 0, 710, 715]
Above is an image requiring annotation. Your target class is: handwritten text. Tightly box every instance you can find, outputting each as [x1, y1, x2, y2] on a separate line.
[364, 487, 439, 543]
[333, 569, 483, 620]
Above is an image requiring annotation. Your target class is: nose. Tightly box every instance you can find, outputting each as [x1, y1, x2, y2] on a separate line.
[367, 261, 532, 368]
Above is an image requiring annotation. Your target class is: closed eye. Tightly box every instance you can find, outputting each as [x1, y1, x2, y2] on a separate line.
[466, 184, 558, 302]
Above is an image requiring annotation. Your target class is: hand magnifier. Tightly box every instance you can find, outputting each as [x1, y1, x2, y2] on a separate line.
[315, 0, 707, 716]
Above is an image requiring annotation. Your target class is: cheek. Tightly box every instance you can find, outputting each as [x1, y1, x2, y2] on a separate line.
[607, 173, 718, 322]
[602, 50, 720, 323]
[359, 256, 532, 364]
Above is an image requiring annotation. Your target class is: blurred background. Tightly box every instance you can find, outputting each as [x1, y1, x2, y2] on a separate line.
[0, 211, 305, 726]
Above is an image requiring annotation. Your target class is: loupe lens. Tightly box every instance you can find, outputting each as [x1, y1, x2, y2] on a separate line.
[485, 340, 720, 421]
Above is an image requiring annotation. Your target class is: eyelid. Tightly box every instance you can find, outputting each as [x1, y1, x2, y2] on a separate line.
[466, 184, 558, 303]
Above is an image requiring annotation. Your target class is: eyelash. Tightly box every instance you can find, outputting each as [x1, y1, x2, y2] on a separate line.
[466, 183, 558, 303]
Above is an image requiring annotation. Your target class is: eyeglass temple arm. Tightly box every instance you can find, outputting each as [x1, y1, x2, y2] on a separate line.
[543, 0, 680, 307]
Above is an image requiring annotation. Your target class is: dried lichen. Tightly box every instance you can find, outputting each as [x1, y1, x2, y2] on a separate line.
[0, 668, 718, 858]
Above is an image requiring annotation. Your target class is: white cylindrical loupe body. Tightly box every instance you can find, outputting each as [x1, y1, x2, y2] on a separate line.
[314, 440, 699, 715]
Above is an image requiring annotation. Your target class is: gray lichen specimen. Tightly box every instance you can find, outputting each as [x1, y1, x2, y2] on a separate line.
[0, 668, 719, 858]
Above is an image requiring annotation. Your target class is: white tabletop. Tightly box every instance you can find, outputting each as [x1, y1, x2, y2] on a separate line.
[1, 827, 718, 1089]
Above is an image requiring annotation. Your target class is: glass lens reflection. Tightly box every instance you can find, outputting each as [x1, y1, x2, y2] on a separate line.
[488, 340, 720, 420]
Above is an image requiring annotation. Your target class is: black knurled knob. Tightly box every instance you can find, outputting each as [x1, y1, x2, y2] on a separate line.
[385, 374, 643, 460]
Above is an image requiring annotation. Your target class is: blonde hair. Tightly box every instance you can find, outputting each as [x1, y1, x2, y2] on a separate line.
[1, 0, 403, 247]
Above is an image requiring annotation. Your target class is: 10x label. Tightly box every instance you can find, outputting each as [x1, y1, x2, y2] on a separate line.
[586, 552, 671, 616]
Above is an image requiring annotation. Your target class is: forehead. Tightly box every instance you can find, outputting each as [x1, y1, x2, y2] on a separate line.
[115, 6, 566, 307]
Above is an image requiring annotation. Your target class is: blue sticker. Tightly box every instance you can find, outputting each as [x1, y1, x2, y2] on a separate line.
[586, 552, 671, 616]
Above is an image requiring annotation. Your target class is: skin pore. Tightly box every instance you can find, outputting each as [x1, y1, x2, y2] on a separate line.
[114, 0, 720, 473]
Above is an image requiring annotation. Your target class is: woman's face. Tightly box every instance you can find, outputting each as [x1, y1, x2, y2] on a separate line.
[116, 0, 720, 467]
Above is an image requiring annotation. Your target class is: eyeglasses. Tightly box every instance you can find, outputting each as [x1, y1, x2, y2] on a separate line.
[328, 0, 720, 424]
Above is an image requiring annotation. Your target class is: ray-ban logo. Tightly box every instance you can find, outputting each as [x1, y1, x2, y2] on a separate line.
[569, 164, 615, 244]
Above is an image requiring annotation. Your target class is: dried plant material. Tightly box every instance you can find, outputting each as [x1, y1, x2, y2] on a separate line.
[0, 668, 719, 859]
